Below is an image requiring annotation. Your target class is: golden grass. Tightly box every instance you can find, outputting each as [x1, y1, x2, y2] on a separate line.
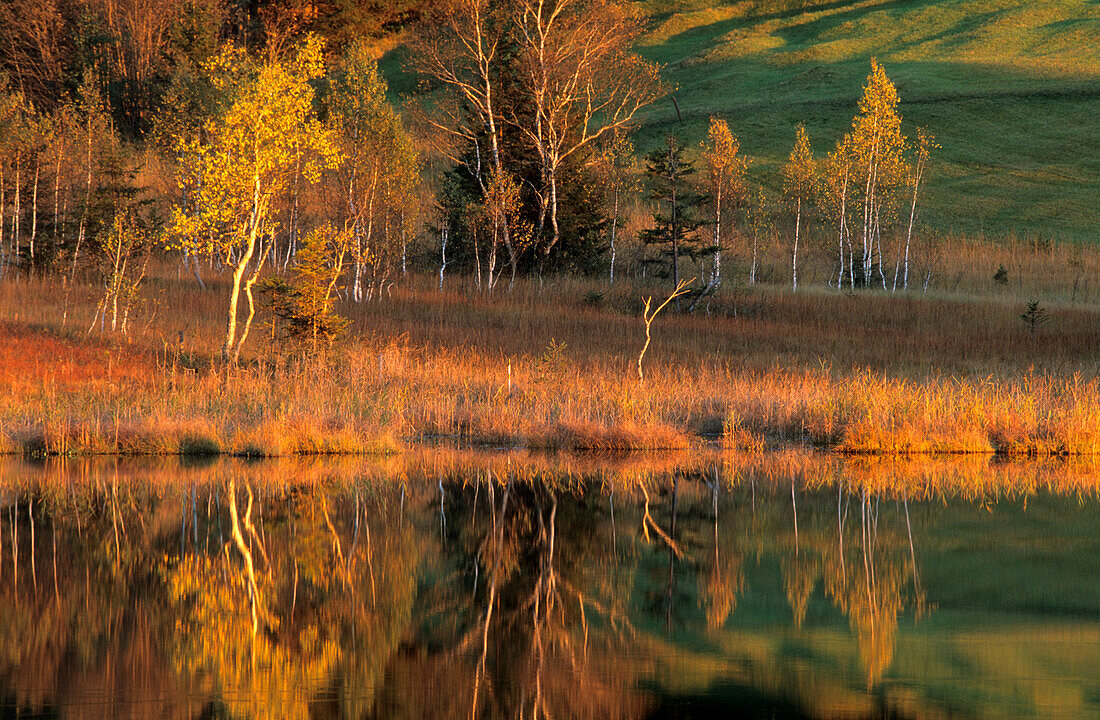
[0, 237, 1097, 458]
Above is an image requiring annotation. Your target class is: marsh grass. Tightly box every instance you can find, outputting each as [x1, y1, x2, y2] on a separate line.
[0, 239, 1097, 457]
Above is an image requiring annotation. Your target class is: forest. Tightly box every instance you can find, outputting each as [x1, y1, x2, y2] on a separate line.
[0, 0, 1097, 456]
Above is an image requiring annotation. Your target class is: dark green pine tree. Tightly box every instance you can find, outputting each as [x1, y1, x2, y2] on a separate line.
[640, 134, 710, 292]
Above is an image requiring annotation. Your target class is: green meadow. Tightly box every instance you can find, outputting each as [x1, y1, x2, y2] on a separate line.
[632, 0, 1100, 242]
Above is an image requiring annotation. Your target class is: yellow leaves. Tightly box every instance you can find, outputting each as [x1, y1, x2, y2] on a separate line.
[170, 35, 340, 258]
[702, 117, 748, 200]
[328, 44, 419, 225]
[202, 45, 249, 93]
[485, 170, 534, 251]
[783, 123, 817, 204]
[850, 58, 906, 174]
[291, 33, 327, 81]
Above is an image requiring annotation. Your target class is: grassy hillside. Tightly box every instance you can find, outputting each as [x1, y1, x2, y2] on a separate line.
[632, 0, 1100, 242]
[382, 0, 1099, 243]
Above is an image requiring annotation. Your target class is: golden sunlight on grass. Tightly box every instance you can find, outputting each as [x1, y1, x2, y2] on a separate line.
[0, 243, 1097, 459]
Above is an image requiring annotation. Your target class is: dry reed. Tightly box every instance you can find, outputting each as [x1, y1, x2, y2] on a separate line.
[0, 243, 1097, 457]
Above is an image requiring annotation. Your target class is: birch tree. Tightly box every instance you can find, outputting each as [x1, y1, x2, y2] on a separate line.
[326, 42, 419, 303]
[592, 128, 635, 284]
[513, 0, 661, 260]
[897, 128, 935, 291]
[412, 0, 519, 280]
[169, 37, 339, 364]
[746, 186, 773, 285]
[0, 89, 25, 275]
[782, 124, 816, 292]
[89, 210, 152, 335]
[821, 135, 855, 289]
[849, 59, 906, 288]
[701, 117, 747, 286]
[470, 170, 531, 292]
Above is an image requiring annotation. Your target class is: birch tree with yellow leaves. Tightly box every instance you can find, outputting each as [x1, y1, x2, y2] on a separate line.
[782, 124, 816, 293]
[326, 42, 419, 303]
[897, 128, 936, 291]
[169, 36, 339, 364]
[821, 134, 855, 289]
[849, 59, 906, 289]
[701, 117, 747, 286]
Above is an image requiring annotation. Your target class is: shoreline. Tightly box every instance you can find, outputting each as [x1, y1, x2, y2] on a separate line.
[3, 427, 1097, 459]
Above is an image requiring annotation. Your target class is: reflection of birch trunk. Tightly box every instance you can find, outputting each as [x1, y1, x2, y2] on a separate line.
[666, 477, 680, 636]
[791, 478, 799, 554]
[29, 500, 37, 594]
[228, 478, 261, 637]
[838, 481, 846, 580]
[903, 495, 921, 600]
[472, 482, 510, 720]
[9, 504, 17, 591]
[639, 483, 683, 557]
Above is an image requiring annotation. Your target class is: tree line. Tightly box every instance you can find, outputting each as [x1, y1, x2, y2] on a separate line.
[0, 0, 936, 362]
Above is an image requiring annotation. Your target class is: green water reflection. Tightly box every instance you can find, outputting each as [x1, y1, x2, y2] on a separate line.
[0, 452, 1097, 719]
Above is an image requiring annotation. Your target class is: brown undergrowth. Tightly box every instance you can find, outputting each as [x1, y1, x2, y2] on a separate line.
[0, 262, 1097, 457]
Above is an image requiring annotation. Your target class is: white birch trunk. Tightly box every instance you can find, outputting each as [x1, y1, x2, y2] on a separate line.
[792, 197, 800, 292]
[609, 187, 618, 284]
[30, 159, 39, 263]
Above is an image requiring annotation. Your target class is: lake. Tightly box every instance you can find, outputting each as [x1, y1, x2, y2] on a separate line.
[1, 450, 1098, 719]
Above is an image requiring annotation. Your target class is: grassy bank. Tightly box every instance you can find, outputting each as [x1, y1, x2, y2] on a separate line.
[0, 245, 1097, 457]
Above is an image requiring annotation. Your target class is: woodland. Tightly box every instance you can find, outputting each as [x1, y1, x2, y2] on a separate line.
[0, 0, 1097, 456]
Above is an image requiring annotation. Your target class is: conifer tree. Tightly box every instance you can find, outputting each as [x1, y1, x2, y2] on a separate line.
[264, 223, 351, 354]
[640, 134, 708, 298]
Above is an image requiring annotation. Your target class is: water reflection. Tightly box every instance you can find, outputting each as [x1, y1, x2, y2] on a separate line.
[0, 451, 1098, 719]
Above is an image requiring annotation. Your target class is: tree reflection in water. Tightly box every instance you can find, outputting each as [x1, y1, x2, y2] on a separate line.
[0, 451, 1097, 719]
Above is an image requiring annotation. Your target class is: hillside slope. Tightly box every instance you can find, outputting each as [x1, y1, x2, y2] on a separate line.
[634, 0, 1100, 241]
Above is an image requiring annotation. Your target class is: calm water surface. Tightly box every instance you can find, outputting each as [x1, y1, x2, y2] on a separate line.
[0, 452, 1098, 719]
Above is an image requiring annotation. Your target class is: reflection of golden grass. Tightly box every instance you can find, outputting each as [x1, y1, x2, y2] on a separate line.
[2, 449, 1097, 501]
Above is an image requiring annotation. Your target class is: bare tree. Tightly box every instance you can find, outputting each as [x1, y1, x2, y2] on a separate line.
[412, 0, 519, 280]
[514, 0, 662, 259]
